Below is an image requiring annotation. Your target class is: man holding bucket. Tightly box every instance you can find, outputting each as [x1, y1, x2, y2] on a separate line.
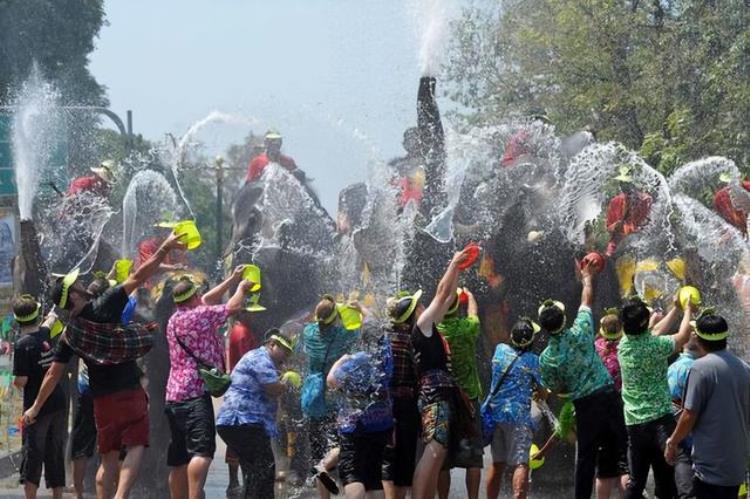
[24, 231, 185, 499]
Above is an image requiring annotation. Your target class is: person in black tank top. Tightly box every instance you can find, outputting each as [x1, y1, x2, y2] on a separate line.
[402, 248, 475, 499]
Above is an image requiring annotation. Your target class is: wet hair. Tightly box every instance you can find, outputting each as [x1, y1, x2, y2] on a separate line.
[600, 315, 621, 338]
[621, 299, 650, 335]
[12, 295, 39, 326]
[87, 277, 111, 298]
[315, 297, 337, 326]
[695, 314, 728, 352]
[539, 306, 564, 333]
[510, 320, 535, 349]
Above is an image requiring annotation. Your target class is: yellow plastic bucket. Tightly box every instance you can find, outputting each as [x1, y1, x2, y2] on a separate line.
[529, 443, 545, 470]
[337, 304, 363, 331]
[245, 293, 266, 313]
[50, 320, 64, 338]
[114, 259, 133, 284]
[242, 265, 262, 292]
[679, 286, 701, 310]
[174, 220, 202, 250]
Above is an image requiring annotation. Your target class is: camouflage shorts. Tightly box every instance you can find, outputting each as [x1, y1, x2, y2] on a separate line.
[419, 400, 451, 447]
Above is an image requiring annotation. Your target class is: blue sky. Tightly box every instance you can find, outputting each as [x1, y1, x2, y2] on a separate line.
[89, 0, 434, 213]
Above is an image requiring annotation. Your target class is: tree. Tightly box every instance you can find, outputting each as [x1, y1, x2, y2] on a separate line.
[0, 0, 107, 106]
[445, 0, 750, 174]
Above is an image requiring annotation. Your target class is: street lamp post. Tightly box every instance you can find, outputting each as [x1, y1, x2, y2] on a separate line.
[215, 156, 224, 265]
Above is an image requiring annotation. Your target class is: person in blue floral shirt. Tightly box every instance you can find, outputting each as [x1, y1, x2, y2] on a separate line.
[538, 261, 628, 499]
[484, 318, 542, 499]
[327, 336, 394, 498]
[299, 295, 361, 497]
[216, 331, 296, 499]
[667, 337, 699, 498]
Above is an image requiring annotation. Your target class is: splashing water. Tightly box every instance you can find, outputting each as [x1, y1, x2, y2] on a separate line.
[121, 170, 179, 258]
[668, 156, 740, 196]
[165, 111, 257, 220]
[425, 119, 562, 243]
[44, 191, 115, 275]
[413, 0, 451, 76]
[251, 164, 335, 256]
[11, 66, 62, 221]
[558, 142, 674, 254]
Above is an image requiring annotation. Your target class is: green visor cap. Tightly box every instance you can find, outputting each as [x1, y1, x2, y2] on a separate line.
[57, 268, 81, 309]
[389, 289, 423, 324]
[13, 295, 40, 323]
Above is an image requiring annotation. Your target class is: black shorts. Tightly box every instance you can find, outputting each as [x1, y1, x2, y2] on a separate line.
[165, 393, 216, 466]
[340, 430, 389, 491]
[445, 398, 484, 470]
[382, 396, 420, 487]
[20, 409, 66, 488]
[596, 431, 629, 479]
[71, 392, 97, 459]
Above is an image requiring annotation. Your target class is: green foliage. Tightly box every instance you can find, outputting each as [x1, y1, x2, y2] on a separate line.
[0, 0, 107, 106]
[178, 162, 233, 273]
[446, 0, 750, 175]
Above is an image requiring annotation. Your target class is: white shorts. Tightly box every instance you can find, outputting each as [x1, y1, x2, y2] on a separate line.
[490, 422, 532, 466]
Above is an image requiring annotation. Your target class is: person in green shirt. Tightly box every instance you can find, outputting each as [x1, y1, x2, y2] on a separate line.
[538, 261, 629, 499]
[436, 287, 482, 499]
[617, 295, 694, 499]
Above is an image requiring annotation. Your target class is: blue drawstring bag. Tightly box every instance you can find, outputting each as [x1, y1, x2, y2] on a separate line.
[301, 373, 327, 419]
[480, 400, 495, 446]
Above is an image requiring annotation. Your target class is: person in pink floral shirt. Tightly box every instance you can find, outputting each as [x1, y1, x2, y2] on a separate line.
[595, 311, 623, 392]
[164, 267, 253, 499]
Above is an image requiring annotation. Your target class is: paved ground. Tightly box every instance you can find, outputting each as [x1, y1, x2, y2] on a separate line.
[0, 448, 582, 499]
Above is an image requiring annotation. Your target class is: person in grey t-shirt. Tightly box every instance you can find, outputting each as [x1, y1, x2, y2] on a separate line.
[665, 311, 750, 499]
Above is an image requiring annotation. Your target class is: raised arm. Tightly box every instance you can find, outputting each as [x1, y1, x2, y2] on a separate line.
[652, 294, 681, 336]
[417, 249, 469, 333]
[122, 232, 184, 295]
[579, 261, 595, 309]
[41, 310, 57, 330]
[464, 288, 478, 317]
[226, 280, 253, 316]
[671, 301, 693, 353]
[202, 266, 246, 306]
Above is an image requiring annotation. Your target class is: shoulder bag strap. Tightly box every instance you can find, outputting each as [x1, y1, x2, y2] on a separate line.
[483, 351, 521, 405]
[174, 333, 212, 369]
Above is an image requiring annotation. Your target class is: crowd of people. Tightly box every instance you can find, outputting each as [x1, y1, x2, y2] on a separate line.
[6, 123, 750, 499]
[8, 230, 749, 499]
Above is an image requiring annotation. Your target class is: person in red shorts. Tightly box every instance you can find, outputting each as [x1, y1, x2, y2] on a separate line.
[24, 232, 185, 499]
[245, 130, 302, 183]
[225, 311, 259, 497]
[713, 175, 750, 235]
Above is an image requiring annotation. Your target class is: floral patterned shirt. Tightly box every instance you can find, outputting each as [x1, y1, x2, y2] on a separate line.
[540, 307, 613, 400]
[595, 336, 622, 392]
[216, 347, 280, 436]
[618, 332, 675, 425]
[487, 344, 542, 428]
[166, 304, 229, 403]
[668, 351, 696, 405]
